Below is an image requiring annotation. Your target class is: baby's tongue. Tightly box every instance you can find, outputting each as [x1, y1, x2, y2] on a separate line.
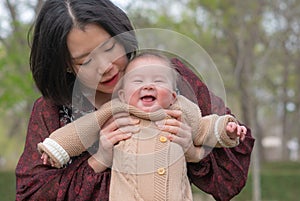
[142, 96, 154, 102]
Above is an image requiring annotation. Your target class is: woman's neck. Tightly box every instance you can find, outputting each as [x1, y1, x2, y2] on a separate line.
[93, 91, 112, 109]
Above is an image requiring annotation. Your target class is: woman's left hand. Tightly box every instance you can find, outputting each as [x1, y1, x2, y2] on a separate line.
[155, 109, 204, 162]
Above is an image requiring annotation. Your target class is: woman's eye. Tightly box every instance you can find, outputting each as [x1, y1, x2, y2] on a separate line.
[80, 58, 92, 66]
[133, 80, 143, 83]
[154, 80, 164, 83]
[105, 42, 116, 52]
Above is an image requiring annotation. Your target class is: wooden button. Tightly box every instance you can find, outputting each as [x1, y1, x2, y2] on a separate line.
[157, 168, 166, 175]
[159, 136, 168, 143]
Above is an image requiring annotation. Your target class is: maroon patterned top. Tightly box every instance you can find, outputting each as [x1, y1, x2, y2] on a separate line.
[15, 58, 254, 201]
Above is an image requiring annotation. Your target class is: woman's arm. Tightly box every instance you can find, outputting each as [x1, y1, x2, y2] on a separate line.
[172, 58, 255, 201]
[15, 97, 110, 201]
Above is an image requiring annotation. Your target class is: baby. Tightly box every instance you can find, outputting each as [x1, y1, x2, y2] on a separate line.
[38, 52, 246, 201]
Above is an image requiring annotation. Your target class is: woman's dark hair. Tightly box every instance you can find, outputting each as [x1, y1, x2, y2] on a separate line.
[30, 0, 138, 105]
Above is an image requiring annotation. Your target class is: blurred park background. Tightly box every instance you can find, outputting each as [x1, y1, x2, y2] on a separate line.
[0, 0, 300, 200]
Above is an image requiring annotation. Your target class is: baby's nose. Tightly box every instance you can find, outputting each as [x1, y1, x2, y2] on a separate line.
[142, 83, 155, 90]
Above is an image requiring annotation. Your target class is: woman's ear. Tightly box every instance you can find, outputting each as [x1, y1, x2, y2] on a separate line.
[118, 89, 126, 102]
[66, 67, 74, 74]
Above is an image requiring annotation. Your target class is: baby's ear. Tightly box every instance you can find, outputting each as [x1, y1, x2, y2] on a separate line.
[171, 91, 177, 104]
[118, 89, 126, 102]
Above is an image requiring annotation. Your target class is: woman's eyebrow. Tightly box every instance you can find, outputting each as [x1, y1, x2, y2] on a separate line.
[72, 38, 113, 60]
[72, 52, 90, 60]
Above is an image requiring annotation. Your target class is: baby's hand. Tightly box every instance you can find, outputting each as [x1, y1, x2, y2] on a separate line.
[41, 152, 56, 167]
[41, 152, 50, 165]
[226, 122, 247, 141]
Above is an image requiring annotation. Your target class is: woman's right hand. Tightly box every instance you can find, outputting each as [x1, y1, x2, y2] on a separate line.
[88, 113, 140, 173]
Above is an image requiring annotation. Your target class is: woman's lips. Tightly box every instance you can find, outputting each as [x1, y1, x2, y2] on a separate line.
[100, 74, 119, 86]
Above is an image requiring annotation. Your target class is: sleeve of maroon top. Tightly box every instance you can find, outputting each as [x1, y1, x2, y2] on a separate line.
[171, 58, 255, 201]
[15, 97, 111, 201]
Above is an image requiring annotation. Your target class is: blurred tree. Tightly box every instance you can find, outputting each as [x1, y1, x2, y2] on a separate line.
[0, 0, 43, 168]
[127, 1, 300, 200]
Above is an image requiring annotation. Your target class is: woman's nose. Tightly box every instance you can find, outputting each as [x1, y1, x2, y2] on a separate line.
[98, 62, 113, 75]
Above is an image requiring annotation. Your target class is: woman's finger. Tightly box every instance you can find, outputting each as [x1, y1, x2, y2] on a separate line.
[156, 118, 181, 128]
[167, 132, 193, 152]
[100, 129, 132, 147]
[102, 116, 140, 132]
[102, 124, 140, 144]
[103, 112, 130, 127]
[163, 109, 182, 121]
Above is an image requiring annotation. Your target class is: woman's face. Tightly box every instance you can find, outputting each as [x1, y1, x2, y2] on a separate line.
[67, 24, 128, 94]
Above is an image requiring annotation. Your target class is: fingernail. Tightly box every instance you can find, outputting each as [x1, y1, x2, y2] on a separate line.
[133, 119, 140, 124]
[155, 120, 164, 126]
[133, 126, 140, 133]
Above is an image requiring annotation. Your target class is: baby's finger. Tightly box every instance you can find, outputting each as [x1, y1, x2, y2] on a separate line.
[41, 153, 48, 165]
[236, 125, 243, 135]
[226, 122, 236, 133]
[240, 126, 247, 141]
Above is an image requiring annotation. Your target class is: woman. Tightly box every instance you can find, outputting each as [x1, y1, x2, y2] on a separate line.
[15, 0, 255, 200]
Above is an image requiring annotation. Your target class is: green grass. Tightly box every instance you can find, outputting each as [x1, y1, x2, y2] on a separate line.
[0, 171, 15, 201]
[192, 161, 300, 201]
[233, 161, 300, 201]
[1, 162, 300, 201]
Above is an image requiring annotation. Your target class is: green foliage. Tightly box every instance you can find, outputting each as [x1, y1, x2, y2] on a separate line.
[0, 7, 39, 170]
[0, 23, 38, 111]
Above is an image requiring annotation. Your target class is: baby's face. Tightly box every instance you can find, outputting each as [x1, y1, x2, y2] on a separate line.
[118, 56, 177, 112]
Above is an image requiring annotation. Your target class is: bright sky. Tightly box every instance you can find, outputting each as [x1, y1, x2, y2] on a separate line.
[0, 0, 129, 38]
[111, 0, 129, 10]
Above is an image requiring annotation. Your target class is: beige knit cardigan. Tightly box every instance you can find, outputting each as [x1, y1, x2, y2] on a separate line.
[38, 95, 238, 200]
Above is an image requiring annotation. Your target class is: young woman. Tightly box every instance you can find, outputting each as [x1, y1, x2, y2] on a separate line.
[15, 0, 255, 200]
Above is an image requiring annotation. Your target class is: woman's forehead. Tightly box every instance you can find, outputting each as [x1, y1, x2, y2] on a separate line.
[67, 24, 111, 59]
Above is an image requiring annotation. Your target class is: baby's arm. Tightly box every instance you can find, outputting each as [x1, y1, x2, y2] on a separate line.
[195, 114, 243, 148]
[37, 99, 118, 168]
[37, 111, 101, 168]
[37, 99, 145, 168]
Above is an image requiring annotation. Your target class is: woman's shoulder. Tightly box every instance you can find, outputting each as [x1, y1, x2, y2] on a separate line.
[29, 97, 61, 134]
[31, 96, 60, 121]
[32, 96, 59, 112]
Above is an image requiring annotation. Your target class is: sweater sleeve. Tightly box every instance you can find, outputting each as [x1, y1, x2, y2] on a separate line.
[37, 111, 101, 168]
[174, 95, 239, 148]
[195, 114, 239, 148]
[172, 58, 255, 201]
[36, 99, 122, 168]
[15, 97, 111, 201]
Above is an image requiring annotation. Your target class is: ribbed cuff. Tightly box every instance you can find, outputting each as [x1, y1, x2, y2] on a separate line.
[214, 116, 239, 148]
[42, 138, 70, 167]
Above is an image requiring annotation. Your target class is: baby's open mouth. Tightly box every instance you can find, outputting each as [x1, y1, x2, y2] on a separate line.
[141, 95, 156, 102]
